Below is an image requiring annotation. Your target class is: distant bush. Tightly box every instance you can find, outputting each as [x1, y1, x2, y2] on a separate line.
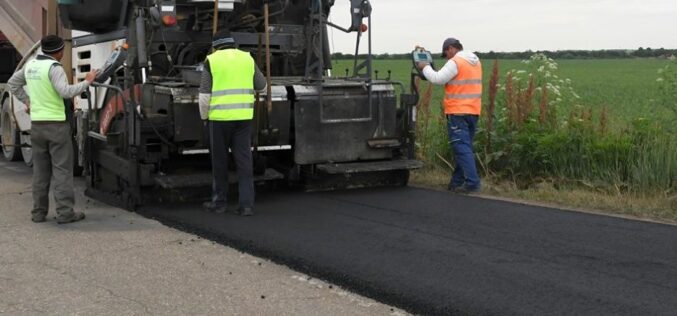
[332, 48, 677, 61]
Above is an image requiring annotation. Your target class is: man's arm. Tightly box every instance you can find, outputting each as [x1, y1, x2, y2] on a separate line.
[198, 60, 212, 120]
[253, 64, 267, 92]
[6, 68, 30, 104]
[421, 59, 459, 85]
[48, 64, 91, 98]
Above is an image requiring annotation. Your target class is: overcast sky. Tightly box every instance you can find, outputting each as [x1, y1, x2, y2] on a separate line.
[327, 0, 677, 54]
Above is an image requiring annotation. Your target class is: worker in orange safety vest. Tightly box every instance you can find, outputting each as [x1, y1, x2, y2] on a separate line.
[417, 37, 482, 193]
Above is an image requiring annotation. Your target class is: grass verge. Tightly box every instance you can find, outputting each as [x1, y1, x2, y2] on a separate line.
[410, 167, 677, 224]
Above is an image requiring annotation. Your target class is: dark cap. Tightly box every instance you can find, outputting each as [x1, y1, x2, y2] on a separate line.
[212, 30, 236, 49]
[441, 37, 462, 57]
[41, 35, 65, 54]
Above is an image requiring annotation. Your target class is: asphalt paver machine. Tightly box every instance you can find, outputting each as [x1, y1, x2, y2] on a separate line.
[51, 0, 422, 209]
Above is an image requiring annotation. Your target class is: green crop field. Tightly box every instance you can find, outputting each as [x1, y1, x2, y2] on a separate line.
[333, 58, 672, 127]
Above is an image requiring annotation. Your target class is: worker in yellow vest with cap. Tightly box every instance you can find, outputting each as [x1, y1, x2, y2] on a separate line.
[7, 35, 99, 223]
[199, 30, 267, 216]
[417, 37, 482, 193]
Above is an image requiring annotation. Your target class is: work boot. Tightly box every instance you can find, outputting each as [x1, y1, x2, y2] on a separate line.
[448, 186, 480, 195]
[31, 214, 47, 223]
[56, 212, 85, 224]
[235, 207, 254, 217]
[202, 201, 227, 214]
[459, 186, 481, 195]
[449, 187, 469, 194]
[447, 180, 464, 193]
[465, 184, 481, 193]
[448, 183, 462, 192]
[448, 178, 464, 192]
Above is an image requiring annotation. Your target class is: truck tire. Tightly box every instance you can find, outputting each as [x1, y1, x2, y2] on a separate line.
[1, 97, 23, 161]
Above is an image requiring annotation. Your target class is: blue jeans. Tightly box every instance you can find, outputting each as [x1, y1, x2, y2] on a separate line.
[447, 115, 480, 190]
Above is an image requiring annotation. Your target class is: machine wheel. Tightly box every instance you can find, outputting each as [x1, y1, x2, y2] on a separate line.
[1, 97, 23, 161]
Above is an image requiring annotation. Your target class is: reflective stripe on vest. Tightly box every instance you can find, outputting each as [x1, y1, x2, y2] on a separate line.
[24, 58, 65, 121]
[447, 79, 482, 85]
[446, 93, 483, 99]
[206, 49, 256, 121]
[210, 103, 255, 110]
[443, 56, 482, 115]
[211, 89, 255, 97]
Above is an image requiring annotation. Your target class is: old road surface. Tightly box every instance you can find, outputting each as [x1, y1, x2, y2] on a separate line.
[141, 187, 677, 316]
[2, 161, 405, 315]
[3, 160, 676, 315]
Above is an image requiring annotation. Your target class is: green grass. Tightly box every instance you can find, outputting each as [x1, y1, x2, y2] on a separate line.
[333, 58, 672, 128]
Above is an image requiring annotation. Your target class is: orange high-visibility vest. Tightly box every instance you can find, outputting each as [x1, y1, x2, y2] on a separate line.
[443, 56, 482, 115]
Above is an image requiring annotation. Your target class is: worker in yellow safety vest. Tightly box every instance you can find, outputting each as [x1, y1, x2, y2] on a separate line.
[417, 37, 482, 193]
[198, 30, 267, 215]
[7, 35, 99, 223]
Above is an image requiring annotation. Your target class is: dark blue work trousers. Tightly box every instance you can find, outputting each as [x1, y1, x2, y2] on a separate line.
[447, 114, 481, 190]
[209, 120, 254, 208]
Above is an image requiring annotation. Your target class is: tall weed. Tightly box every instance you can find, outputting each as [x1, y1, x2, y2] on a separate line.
[470, 54, 674, 195]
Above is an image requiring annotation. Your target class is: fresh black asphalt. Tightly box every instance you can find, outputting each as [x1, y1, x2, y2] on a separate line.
[140, 186, 677, 316]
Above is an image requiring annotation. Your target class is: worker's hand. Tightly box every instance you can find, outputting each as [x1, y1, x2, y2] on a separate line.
[85, 69, 100, 83]
[417, 62, 429, 70]
[24, 100, 30, 114]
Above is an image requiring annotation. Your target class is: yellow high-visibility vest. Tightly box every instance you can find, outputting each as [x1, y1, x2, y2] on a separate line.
[24, 58, 65, 121]
[206, 49, 255, 121]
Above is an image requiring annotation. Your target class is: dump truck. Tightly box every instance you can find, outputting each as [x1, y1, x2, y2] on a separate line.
[0, 32, 29, 165]
[1, 0, 66, 166]
[1, 0, 422, 210]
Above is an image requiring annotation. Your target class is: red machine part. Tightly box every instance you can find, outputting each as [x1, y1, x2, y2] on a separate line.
[99, 84, 142, 135]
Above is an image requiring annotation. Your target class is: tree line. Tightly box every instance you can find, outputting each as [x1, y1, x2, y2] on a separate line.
[333, 47, 677, 60]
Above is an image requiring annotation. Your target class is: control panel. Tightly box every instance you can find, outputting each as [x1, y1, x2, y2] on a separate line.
[95, 47, 127, 83]
[411, 46, 434, 79]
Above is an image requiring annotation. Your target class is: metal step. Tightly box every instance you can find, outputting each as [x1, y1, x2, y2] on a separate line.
[154, 168, 284, 189]
[316, 159, 423, 175]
